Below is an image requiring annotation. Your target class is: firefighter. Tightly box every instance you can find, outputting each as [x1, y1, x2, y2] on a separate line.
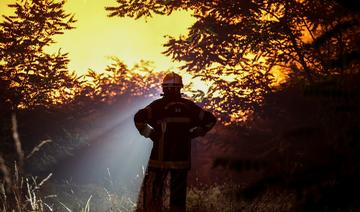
[134, 72, 216, 212]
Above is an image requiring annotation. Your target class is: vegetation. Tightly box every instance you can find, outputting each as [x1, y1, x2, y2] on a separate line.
[1, 0, 359, 211]
[107, 0, 360, 123]
[0, 0, 77, 108]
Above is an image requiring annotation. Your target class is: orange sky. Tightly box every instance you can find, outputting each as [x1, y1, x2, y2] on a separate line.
[0, 0, 285, 94]
[0, 0, 196, 75]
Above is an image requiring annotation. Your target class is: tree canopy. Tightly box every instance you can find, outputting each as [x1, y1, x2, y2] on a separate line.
[0, 0, 167, 112]
[79, 58, 165, 103]
[107, 0, 360, 123]
[0, 0, 77, 109]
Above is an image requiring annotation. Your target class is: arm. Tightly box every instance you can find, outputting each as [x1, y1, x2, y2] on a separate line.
[190, 107, 217, 138]
[134, 106, 154, 138]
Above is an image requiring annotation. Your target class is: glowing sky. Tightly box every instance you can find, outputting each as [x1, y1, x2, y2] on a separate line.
[0, 0, 196, 75]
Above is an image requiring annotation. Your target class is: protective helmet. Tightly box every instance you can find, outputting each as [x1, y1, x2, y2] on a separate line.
[162, 72, 183, 88]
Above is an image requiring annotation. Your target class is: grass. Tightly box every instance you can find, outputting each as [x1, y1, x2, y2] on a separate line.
[1, 150, 297, 212]
[0, 113, 139, 211]
[3, 112, 357, 211]
[0, 114, 307, 211]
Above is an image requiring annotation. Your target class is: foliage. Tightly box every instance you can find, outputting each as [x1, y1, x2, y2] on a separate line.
[0, 159, 53, 211]
[0, 0, 165, 112]
[1, 0, 359, 210]
[107, 0, 360, 123]
[0, 0, 78, 109]
[212, 74, 360, 210]
[0, 113, 54, 211]
[187, 183, 297, 212]
[79, 58, 165, 104]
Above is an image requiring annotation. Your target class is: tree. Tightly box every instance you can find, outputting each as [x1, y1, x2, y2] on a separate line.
[76, 58, 164, 105]
[0, 0, 77, 109]
[106, 0, 360, 123]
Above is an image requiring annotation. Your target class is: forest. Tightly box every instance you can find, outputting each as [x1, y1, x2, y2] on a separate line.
[1, 0, 359, 211]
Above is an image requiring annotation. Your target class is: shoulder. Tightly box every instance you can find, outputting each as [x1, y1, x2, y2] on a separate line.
[146, 98, 161, 106]
[180, 97, 202, 110]
[146, 98, 166, 110]
[181, 97, 199, 105]
[135, 98, 161, 113]
[135, 98, 162, 119]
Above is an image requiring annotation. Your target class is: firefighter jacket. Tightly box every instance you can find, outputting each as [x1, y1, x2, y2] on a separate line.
[134, 96, 216, 170]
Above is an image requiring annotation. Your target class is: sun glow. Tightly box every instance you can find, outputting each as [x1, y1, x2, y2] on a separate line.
[1, 0, 291, 123]
[0, 0, 289, 96]
[0, 0, 196, 75]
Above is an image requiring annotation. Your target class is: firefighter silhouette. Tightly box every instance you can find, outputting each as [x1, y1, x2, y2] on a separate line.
[134, 72, 216, 212]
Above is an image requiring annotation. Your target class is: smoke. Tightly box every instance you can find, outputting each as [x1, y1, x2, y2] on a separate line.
[56, 96, 155, 207]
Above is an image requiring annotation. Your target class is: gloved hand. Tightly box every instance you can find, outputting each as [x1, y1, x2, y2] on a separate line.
[149, 129, 161, 142]
[140, 124, 154, 138]
[189, 127, 206, 138]
[140, 124, 162, 142]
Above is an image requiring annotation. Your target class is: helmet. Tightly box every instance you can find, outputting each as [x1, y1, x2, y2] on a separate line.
[162, 72, 183, 88]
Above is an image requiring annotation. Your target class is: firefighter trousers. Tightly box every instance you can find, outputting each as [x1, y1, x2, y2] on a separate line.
[143, 167, 188, 212]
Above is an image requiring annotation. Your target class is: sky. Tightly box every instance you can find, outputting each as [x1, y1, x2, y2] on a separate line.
[0, 0, 196, 75]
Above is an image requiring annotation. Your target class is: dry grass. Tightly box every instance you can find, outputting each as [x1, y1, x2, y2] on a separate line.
[0, 160, 55, 211]
[0, 114, 92, 211]
[0, 113, 300, 211]
[186, 183, 297, 212]
[0, 114, 55, 211]
[0, 113, 138, 211]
